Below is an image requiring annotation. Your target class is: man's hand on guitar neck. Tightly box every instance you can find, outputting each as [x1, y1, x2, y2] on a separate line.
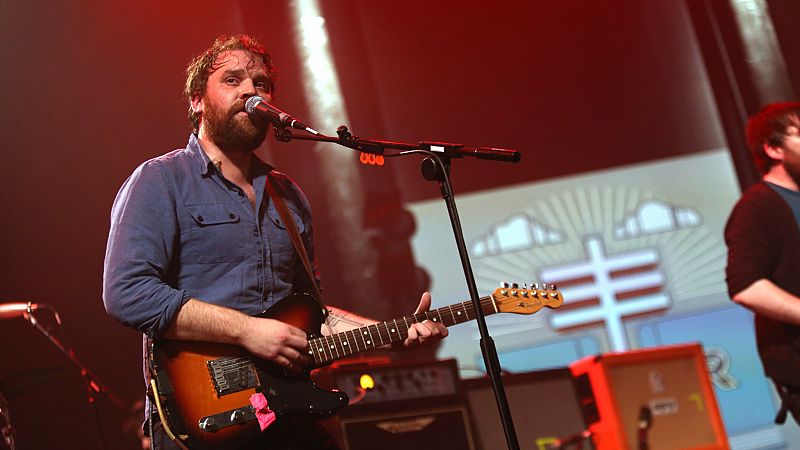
[324, 292, 449, 349]
[402, 292, 448, 347]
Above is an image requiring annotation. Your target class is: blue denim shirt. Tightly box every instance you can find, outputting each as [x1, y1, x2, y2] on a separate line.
[103, 134, 318, 338]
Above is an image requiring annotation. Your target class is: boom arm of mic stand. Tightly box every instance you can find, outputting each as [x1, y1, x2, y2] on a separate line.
[274, 126, 419, 154]
[274, 127, 522, 163]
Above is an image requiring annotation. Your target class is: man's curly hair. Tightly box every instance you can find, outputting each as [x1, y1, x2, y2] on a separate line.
[746, 102, 800, 173]
[184, 35, 277, 131]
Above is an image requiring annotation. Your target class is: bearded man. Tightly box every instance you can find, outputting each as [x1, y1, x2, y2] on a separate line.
[103, 34, 446, 450]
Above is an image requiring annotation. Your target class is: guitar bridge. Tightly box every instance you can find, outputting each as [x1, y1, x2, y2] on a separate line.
[207, 357, 260, 397]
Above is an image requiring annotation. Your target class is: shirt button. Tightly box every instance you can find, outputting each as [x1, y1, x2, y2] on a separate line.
[238, 191, 244, 197]
[229, 213, 236, 219]
[197, 216, 204, 222]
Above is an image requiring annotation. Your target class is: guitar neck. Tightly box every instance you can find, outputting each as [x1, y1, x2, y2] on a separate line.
[308, 295, 497, 367]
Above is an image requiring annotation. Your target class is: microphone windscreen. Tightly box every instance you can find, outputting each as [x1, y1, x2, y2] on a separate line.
[245, 96, 265, 114]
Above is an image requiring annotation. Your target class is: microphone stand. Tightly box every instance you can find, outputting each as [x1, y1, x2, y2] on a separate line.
[22, 305, 124, 450]
[0, 390, 14, 450]
[637, 405, 653, 450]
[275, 126, 522, 450]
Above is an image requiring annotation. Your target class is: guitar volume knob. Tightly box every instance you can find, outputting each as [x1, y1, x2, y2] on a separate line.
[199, 417, 216, 431]
[230, 410, 244, 423]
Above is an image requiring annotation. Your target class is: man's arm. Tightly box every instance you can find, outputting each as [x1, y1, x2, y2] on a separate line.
[104, 161, 435, 368]
[103, 162, 189, 337]
[323, 292, 448, 347]
[103, 163, 312, 370]
[164, 299, 310, 371]
[733, 278, 800, 326]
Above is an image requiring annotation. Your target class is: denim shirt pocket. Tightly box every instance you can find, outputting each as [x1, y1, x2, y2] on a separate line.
[184, 203, 245, 264]
[266, 202, 306, 234]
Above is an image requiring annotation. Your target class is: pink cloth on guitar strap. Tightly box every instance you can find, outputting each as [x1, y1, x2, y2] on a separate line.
[249, 393, 277, 431]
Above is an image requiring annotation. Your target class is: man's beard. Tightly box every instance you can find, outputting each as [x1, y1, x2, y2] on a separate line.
[204, 99, 268, 153]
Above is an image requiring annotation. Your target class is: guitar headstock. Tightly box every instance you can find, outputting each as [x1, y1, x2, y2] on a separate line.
[492, 282, 564, 314]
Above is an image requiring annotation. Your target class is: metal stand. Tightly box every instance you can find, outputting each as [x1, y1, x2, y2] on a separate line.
[22, 304, 124, 450]
[275, 126, 522, 450]
[0, 391, 13, 450]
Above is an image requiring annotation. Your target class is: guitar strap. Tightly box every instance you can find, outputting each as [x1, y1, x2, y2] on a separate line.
[265, 171, 329, 319]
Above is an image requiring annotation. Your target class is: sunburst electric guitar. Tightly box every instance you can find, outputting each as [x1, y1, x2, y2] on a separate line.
[149, 283, 564, 449]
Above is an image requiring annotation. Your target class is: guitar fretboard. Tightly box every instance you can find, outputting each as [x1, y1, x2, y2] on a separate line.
[307, 295, 497, 367]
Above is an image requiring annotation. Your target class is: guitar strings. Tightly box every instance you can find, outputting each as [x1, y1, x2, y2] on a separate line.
[216, 296, 497, 371]
[305, 298, 494, 363]
[216, 290, 554, 371]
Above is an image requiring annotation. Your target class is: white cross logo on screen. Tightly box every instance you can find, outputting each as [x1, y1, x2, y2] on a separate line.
[541, 235, 671, 351]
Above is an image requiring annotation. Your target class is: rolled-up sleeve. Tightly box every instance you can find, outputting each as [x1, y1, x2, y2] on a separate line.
[724, 192, 778, 298]
[103, 161, 190, 338]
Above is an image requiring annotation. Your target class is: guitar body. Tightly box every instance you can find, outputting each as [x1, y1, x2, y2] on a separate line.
[151, 294, 349, 450]
[149, 284, 564, 449]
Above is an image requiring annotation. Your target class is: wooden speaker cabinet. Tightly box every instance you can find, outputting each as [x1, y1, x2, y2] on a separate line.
[462, 368, 591, 450]
[569, 343, 728, 450]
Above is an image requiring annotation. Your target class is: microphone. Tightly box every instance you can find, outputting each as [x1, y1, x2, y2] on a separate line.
[0, 302, 61, 324]
[421, 141, 521, 163]
[460, 146, 521, 163]
[245, 96, 319, 135]
[0, 302, 39, 319]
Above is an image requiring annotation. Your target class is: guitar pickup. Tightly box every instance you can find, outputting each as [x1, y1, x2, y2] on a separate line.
[198, 405, 257, 432]
[207, 357, 260, 397]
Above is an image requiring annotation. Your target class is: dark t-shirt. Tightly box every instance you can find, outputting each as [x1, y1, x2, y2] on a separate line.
[725, 181, 800, 387]
[769, 181, 800, 227]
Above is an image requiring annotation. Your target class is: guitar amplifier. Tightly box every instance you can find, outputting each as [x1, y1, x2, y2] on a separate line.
[462, 368, 592, 450]
[317, 358, 477, 450]
[569, 343, 728, 450]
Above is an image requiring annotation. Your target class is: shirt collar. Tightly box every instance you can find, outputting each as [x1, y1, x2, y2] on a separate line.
[765, 180, 800, 197]
[186, 132, 273, 177]
[186, 133, 216, 176]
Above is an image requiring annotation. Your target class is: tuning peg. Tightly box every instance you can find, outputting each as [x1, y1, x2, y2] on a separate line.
[531, 282, 539, 290]
[500, 282, 509, 288]
[550, 284, 557, 291]
[511, 282, 519, 289]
